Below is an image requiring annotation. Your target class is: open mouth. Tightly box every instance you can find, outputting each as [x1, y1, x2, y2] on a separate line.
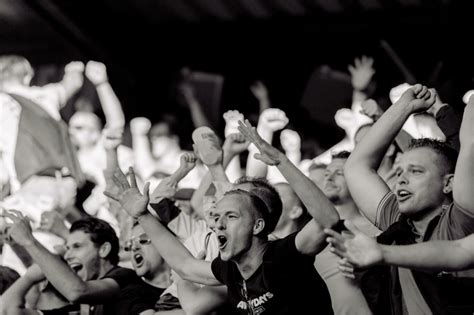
[396, 189, 412, 202]
[133, 254, 144, 267]
[217, 235, 228, 249]
[69, 263, 83, 273]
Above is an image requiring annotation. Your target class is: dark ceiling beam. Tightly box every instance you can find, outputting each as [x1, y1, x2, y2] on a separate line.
[23, 0, 108, 60]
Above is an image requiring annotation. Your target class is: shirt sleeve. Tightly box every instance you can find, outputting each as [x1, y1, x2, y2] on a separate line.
[103, 267, 140, 288]
[375, 191, 400, 231]
[211, 256, 228, 285]
[436, 202, 474, 240]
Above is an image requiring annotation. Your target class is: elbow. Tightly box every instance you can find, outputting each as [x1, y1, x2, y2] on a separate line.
[65, 286, 89, 304]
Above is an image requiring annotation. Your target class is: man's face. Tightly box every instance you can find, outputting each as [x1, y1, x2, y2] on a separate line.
[64, 230, 101, 281]
[69, 113, 101, 148]
[395, 147, 447, 217]
[127, 225, 164, 279]
[323, 158, 350, 203]
[214, 194, 255, 262]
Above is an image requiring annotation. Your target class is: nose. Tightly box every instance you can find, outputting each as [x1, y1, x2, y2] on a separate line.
[397, 170, 408, 185]
[215, 216, 226, 230]
[64, 248, 73, 261]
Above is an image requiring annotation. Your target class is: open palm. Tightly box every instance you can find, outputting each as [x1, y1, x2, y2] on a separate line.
[104, 167, 150, 218]
[238, 119, 283, 166]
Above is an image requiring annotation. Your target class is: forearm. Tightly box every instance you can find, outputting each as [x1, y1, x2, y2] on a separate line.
[22, 240, 87, 302]
[188, 100, 210, 128]
[0, 276, 37, 308]
[277, 157, 339, 228]
[132, 134, 156, 179]
[453, 138, 474, 211]
[348, 101, 412, 169]
[137, 213, 214, 284]
[381, 240, 474, 272]
[246, 126, 274, 178]
[96, 83, 125, 129]
[225, 156, 242, 183]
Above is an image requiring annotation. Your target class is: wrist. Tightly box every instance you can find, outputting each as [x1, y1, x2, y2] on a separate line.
[94, 80, 109, 88]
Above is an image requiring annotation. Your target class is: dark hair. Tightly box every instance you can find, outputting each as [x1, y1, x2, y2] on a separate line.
[408, 138, 457, 174]
[0, 266, 20, 294]
[331, 150, 351, 160]
[235, 176, 282, 232]
[224, 189, 272, 237]
[70, 218, 120, 265]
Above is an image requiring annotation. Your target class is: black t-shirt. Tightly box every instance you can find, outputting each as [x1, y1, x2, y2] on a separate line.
[123, 280, 167, 314]
[89, 266, 147, 315]
[211, 233, 333, 315]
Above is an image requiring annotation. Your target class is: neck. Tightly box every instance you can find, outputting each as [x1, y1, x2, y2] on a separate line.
[233, 238, 268, 280]
[98, 260, 115, 278]
[410, 205, 444, 239]
[334, 200, 362, 220]
[144, 266, 172, 288]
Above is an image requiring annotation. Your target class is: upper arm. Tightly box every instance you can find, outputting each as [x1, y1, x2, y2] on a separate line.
[179, 284, 227, 315]
[181, 258, 221, 286]
[344, 162, 391, 224]
[453, 140, 474, 214]
[295, 219, 327, 256]
[71, 278, 120, 303]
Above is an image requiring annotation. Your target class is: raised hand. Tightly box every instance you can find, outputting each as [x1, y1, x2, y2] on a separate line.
[238, 119, 284, 166]
[130, 117, 152, 135]
[222, 133, 250, 156]
[250, 81, 269, 101]
[258, 108, 289, 133]
[85, 61, 108, 86]
[360, 99, 384, 121]
[280, 129, 301, 153]
[103, 167, 150, 218]
[178, 152, 197, 176]
[64, 61, 85, 74]
[102, 127, 124, 150]
[325, 220, 383, 269]
[223, 110, 244, 136]
[348, 56, 375, 91]
[2, 209, 35, 247]
[397, 84, 436, 113]
[192, 127, 222, 166]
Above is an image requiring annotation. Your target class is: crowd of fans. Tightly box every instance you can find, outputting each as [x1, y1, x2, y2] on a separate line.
[0, 53, 473, 315]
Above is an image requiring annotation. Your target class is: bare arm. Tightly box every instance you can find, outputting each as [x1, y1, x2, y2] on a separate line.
[180, 84, 211, 128]
[3, 211, 120, 304]
[104, 167, 220, 286]
[453, 95, 474, 213]
[326, 222, 474, 272]
[345, 85, 436, 223]
[130, 117, 156, 180]
[86, 61, 125, 129]
[238, 120, 339, 255]
[59, 62, 84, 104]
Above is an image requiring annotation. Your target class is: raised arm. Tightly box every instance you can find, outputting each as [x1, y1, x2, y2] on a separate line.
[103, 167, 220, 286]
[348, 56, 375, 105]
[180, 83, 210, 128]
[326, 221, 474, 272]
[246, 108, 288, 178]
[85, 61, 125, 129]
[239, 120, 339, 255]
[3, 210, 120, 304]
[58, 61, 85, 104]
[130, 117, 156, 180]
[250, 81, 271, 113]
[345, 84, 436, 223]
[0, 264, 44, 314]
[453, 95, 474, 213]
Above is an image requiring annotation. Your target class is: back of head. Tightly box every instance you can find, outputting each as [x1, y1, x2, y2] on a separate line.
[235, 176, 283, 233]
[70, 217, 120, 265]
[0, 55, 34, 87]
